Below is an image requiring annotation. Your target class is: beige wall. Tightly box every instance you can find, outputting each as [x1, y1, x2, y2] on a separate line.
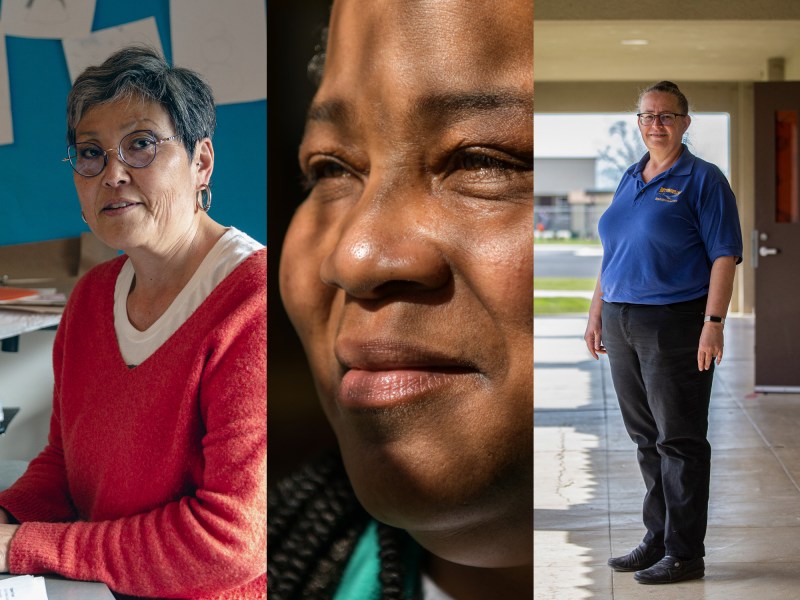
[535, 81, 755, 313]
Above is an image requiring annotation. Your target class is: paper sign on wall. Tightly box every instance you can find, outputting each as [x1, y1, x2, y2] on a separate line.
[0, 24, 13, 146]
[170, 0, 267, 105]
[62, 17, 164, 84]
[1, 0, 95, 40]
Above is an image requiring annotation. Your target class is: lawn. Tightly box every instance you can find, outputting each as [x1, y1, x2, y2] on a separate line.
[533, 277, 594, 315]
[533, 277, 595, 291]
[533, 297, 591, 315]
[533, 238, 601, 246]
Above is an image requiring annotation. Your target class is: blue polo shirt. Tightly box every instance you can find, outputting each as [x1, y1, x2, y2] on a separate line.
[598, 145, 743, 304]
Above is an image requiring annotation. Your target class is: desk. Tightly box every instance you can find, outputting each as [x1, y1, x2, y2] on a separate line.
[0, 461, 115, 599]
[0, 311, 61, 352]
[0, 575, 115, 599]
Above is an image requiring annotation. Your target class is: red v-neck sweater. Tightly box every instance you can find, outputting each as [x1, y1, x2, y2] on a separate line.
[0, 249, 267, 599]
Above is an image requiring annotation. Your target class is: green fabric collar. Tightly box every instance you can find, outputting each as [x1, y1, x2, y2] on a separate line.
[334, 520, 422, 600]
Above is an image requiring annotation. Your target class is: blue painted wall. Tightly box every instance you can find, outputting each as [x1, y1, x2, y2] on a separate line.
[0, 0, 266, 246]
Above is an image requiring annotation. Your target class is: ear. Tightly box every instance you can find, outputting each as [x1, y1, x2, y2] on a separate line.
[193, 138, 214, 187]
[683, 114, 692, 132]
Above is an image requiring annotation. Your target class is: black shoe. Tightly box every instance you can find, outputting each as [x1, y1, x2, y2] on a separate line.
[634, 555, 705, 584]
[607, 543, 664, 572]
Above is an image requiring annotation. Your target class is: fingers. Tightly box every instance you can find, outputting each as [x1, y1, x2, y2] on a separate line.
[585, 337, 598, 360]
[697, 348, 723, 371]
[584, 331, 606, 360]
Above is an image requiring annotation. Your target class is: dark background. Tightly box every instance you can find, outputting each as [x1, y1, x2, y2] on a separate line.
[267, 1, 338, 482]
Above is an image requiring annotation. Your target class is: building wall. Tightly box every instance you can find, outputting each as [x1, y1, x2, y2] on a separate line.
[533, 157, 597, 196]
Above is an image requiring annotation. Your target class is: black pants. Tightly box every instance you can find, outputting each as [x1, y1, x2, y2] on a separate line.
[602, 297, 713, 559]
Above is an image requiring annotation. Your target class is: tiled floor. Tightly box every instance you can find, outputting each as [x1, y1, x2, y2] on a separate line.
[534, 315, 800, 599]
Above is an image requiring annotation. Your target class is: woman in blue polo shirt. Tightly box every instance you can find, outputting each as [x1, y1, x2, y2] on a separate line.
[584, 81, 742, 586]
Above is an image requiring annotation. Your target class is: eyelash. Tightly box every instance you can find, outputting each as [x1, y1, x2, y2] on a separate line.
[448, 148, 530, 174]
[302, 156, 357, 192]
[300, 146, 532, 196]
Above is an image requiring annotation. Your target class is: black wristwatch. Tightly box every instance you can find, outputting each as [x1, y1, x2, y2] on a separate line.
[703, 315, 725, 325]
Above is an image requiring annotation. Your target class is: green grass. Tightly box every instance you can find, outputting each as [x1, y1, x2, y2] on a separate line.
[534, 297, 591, 315]
[534, 238, 601, 245]
[533, 277, 595, 291]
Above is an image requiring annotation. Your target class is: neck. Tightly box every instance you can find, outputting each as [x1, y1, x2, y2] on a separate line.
[647, 144, 683, 173]
[127, 217, 226, 294]
[424, 555, 532, 600]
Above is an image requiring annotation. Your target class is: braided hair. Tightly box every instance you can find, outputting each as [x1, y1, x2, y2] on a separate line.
[268, 452, 420, 599]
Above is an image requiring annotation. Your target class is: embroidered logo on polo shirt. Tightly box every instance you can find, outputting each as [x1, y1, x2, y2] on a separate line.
[656, 187, 682, 203]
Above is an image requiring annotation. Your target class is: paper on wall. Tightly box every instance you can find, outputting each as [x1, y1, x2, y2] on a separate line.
[0, 575, 48, 599]
[0, 24, 12, 146]
[170, 0, 266, 104]
[0, 0, 95, 40]
[62, 17, 164, 84]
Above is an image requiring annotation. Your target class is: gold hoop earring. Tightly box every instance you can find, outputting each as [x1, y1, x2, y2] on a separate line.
[196, 184, 212, 212]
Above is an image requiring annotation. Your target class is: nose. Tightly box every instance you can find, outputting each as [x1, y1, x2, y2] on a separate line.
[319, 181, 451, 300]
[101, 148, 130, 187]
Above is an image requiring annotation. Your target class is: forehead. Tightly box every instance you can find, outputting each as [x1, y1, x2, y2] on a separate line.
[639, 91, 681, 111]
[76, 97, 170, 135]
[314, 0, 532, 126]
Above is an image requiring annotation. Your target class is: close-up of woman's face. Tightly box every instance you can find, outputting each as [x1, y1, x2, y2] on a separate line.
[279, 0, 533, 566]
[637, 91, 691, 155]
[72, 98, 212, 254]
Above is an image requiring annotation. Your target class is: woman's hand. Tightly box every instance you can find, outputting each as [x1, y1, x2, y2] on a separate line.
[584, 316, 606, 359]
[698, 322, 724, 371]
[585, 274, 606, 359]
[0, 523, 19, 572]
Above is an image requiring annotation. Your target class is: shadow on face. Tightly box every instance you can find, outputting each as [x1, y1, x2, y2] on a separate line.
[267, 0, 339, 483]
[279, 0, 533, 568]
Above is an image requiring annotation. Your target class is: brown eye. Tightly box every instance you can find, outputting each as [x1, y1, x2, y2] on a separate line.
[444, 148, 532, 201]
[303, 157, 353, 191]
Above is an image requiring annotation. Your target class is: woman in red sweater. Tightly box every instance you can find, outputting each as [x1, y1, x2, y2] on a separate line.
[0, 46, 266, 599]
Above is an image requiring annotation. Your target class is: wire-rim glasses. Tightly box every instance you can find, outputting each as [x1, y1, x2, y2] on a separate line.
[637, 112, 686, 127]
[64, 130, 178, 177]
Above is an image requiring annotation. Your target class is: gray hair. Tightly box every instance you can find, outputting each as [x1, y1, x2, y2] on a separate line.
[66, 45, 216, 161]
[307, 26, 328, 86]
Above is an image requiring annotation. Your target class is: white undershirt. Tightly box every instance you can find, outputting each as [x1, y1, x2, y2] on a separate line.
[422, 574, 456, 600]
[113, 227, 264, 366]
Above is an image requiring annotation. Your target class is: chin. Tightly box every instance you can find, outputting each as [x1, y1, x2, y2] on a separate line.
[336, 422, 533, 567]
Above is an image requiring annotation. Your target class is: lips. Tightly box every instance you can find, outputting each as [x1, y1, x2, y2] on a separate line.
[335, 338, 481, 409]
[101, 200, 141, 214]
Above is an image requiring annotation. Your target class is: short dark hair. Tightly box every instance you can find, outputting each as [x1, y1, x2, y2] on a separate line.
[639, 80, 689, 115]
[66, 45, 216, 160]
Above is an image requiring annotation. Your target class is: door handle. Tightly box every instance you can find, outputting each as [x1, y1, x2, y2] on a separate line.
[759, 246, 779, 257]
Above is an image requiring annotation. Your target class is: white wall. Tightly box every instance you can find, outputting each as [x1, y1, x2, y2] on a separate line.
[0, 330, 55, 461]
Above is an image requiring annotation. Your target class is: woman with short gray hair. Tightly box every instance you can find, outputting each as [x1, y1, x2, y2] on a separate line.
[0, 46, 266, 599]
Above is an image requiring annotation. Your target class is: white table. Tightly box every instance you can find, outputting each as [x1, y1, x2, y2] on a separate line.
[0, 461, 114, 599]
[0, 575, 115, 599]
[0, 311, 60, 342]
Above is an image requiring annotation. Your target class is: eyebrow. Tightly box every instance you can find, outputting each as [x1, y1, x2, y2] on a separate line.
[412, 91, 532, 123]
[305, 90, 532, 131]
[76, 118, 163, 139]
[306, 100, 351, 127]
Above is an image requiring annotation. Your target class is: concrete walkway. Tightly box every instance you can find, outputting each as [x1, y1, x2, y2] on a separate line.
[534, 314, 800, 599]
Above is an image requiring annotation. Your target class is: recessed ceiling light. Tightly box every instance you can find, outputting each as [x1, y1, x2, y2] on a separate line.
[621, 39, 649, 46]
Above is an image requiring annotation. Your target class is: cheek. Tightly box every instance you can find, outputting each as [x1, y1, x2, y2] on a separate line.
[279, 205, 338, 376]
[461, 216, 532, 336]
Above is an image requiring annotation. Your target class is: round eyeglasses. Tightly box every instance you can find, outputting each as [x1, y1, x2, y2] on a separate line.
[636, 112, 686, 127]
[64, 130, 178, 177]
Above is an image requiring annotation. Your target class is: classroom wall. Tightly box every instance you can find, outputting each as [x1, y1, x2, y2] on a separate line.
[0, 0, 266, 246]
[0, 0, 266, 460]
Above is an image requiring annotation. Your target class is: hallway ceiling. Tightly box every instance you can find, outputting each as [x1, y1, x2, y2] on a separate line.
[535, 21, 800, 81]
